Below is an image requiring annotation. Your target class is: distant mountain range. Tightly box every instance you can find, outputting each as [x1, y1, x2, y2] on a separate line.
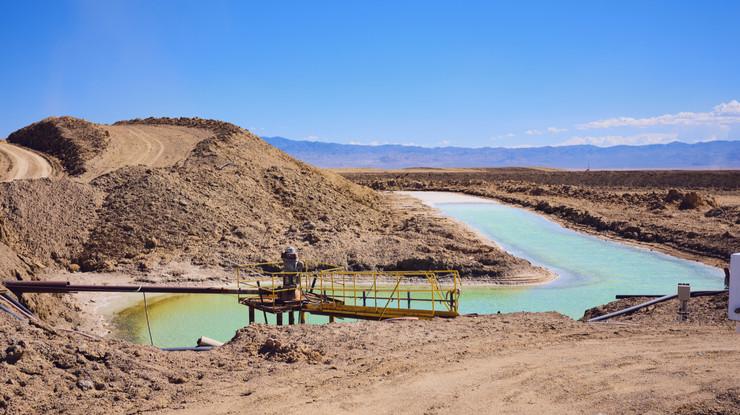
[263, 137, 740, 170]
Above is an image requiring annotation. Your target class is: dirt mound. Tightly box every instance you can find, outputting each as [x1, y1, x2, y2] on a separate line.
[0, 178, 102, 269]
[229, 325, 325, 363]
[73, 118, 534, 278]
[75, 118, 385, 270]
[7, 117, 109, 176]
[0, 314, 200, 414]
[664, 189, 715, 210]
[0, 117, 533, 282]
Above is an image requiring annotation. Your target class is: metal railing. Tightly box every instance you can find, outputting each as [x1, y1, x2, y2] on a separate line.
[235, 262, 343, 300]
[235, 263, 461, 319]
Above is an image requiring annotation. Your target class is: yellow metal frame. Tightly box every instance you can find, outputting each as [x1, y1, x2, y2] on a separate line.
[236, 263, 461, 320]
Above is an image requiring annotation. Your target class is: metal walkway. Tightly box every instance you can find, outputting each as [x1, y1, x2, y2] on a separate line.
[236, 265, 461, 323]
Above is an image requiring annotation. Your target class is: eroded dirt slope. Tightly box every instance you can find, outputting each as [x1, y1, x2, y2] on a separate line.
[0, 179, 103, 269]
[7, 116, 109, 176]
[77, 118, 536, 280]
[0, 117, 539, 285]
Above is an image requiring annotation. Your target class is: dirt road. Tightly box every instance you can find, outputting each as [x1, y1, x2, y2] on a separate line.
[79, 124, 212, 181]
[156, 316, 740, 415]
[0, 141, 53, 182]
[3, 298, 738, 415]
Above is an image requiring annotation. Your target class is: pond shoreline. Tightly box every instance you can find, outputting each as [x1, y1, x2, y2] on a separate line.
[401, 190, 724, 270]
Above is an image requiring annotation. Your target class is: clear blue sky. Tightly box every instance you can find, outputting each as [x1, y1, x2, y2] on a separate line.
[1, 1, 739, 147]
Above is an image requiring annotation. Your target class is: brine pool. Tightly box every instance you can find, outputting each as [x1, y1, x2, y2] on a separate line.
[113, 191, 724, 348]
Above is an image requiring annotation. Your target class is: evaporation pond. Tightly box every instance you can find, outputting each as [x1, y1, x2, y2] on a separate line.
[413, 191, 723, 318]
[114, 191, 724, 347]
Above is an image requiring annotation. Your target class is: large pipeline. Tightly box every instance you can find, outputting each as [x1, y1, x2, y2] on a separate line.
[1, 292, 35, 317]
[589, 289, 728, 322]
[0, 302, 23, 320]
[615, 290, 727, 299]
[588, 294, 675, 322]
[3, 281, 260, 296]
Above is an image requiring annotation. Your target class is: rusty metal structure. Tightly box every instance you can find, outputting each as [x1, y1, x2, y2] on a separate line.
[236, 263, 461, 325]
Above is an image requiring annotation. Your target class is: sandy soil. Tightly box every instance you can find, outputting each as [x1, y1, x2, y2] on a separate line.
[164, 318, 740, 415]
[4, 306, 738, 415]
[0, 141, 53, 182]
[79, 125, 213, 182]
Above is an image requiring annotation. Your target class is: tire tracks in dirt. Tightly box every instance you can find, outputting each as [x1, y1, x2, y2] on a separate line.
[79, 125, 212, 182]
[0, 141, 54, 182]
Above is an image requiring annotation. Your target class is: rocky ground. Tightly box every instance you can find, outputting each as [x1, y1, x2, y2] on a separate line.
[1, 293, 738, 415]
[341, 168, 740, 268]
[0, 118, 541, 286]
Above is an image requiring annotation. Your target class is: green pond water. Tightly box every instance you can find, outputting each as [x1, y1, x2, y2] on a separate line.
[114, 192, 724, 348]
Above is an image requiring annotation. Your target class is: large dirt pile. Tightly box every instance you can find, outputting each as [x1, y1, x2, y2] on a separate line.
[0, 314, 204, 414]
[76, 118, 384, 270]
[78, 118, 530, 277]
[1, 117, 533, 280]
[7, 117, 109, 175]
[0, 179, 102, 268]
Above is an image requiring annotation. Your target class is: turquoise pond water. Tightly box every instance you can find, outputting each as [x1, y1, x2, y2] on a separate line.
[434, 197, 723, 316]
[114, 192, 724, 348]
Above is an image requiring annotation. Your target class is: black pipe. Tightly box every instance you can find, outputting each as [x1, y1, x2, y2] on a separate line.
[3, 281, 260, 295]
[1, 293, 34, 317]
[256, 281, 268, 323]
[589, 294, 676, 322]
[595, 290, 729, 322]
[0, 303, 23, 320]
[615, 290, 727, 299]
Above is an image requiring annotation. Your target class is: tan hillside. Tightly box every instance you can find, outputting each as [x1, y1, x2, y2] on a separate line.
[7, 116, 109, 176]
[0, 116, 539, 281]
